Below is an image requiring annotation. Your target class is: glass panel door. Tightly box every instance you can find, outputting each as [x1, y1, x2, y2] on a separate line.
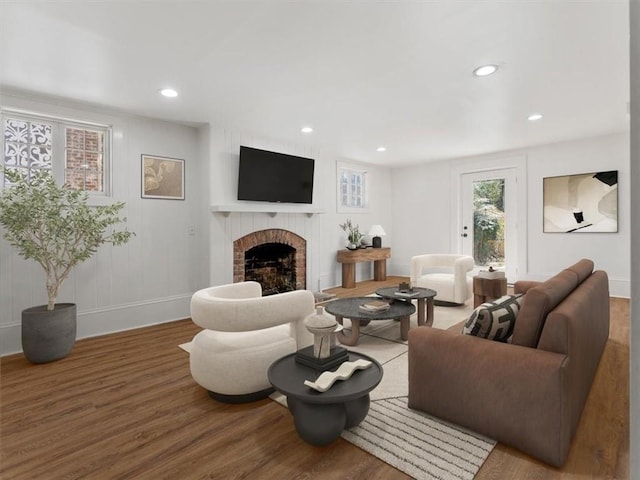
[461, 168, 518, 282]
[473, 178, 505, 269]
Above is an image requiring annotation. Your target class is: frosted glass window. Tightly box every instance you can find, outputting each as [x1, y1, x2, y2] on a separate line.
[337, 163, 368, 211]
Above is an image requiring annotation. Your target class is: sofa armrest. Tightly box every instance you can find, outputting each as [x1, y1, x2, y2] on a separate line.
[454, 255, 475, 276]
[410, 255, 429, 284]
[408, 327, 571, 467]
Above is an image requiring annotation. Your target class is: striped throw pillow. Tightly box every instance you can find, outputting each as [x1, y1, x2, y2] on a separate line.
[462, 294, 524, 342]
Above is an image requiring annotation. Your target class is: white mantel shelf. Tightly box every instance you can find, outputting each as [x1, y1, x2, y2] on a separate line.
[210, 205, 325, 218]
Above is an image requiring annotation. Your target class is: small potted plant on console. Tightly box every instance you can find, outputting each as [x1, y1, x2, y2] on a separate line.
[339, 219, 363, 250]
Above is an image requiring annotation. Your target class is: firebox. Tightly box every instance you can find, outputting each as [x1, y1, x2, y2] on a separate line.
[233, 229, 306, 294]
[244, 243, 296, 296]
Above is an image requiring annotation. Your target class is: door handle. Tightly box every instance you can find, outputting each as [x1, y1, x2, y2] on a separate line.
[461, 233, 468, 238]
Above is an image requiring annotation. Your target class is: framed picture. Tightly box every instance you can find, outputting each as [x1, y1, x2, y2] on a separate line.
[141, 155, 185, 200]
[543, 170, 618, 233]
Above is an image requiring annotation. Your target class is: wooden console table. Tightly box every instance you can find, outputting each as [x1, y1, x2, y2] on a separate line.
[336, 248, 390, 288]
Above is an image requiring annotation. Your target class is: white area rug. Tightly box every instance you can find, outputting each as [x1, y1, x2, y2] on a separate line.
[268, 391, 495, 480]
[342, 397, 495, 480]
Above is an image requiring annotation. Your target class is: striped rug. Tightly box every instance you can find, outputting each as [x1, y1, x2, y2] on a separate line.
[341, 396, 495, 480]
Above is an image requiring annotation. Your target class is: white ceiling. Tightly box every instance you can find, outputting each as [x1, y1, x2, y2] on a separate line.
[0, 1, 630, 167]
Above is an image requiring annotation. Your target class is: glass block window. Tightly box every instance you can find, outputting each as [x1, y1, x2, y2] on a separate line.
[2, 112, 110, 193]
[337, 162, 368, 211]
[3, 118, 53, 183]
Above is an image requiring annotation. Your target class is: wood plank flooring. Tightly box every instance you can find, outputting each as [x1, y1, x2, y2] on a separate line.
[1, 277, 629, 479]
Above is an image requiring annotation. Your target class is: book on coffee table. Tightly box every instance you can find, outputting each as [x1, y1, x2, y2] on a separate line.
[359, 300, 391, 313]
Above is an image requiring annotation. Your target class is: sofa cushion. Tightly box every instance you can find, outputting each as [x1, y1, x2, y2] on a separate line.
[511, 269, 579, 348]
[462, 294, 524, 342]
[566, 259, 594, 284]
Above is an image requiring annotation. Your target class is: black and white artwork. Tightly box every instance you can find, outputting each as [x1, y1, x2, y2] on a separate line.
[543, 170, 618, 233]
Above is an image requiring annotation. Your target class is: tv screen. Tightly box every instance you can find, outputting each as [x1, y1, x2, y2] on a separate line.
[237, 146, 315, 204]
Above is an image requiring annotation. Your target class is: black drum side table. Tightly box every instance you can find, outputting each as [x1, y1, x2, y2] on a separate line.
[268, 351, 383, 446]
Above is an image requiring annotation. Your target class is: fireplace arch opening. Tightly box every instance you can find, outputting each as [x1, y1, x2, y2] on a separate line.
[233, 229, 306, 295]
[245, 243, 296, 296]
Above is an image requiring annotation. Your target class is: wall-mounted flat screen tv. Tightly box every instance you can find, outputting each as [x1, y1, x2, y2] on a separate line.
[237, 146, 315, 204]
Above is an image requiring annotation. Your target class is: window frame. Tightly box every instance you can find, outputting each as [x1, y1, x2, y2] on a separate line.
[1, 109, 112, 197]
[337, 161, 370, 213]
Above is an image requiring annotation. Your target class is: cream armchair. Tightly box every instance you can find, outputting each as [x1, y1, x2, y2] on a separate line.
[189, 281, 315, 403]
[410, 254, 475, 305]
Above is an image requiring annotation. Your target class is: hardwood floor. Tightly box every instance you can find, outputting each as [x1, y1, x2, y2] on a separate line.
[1, 277, 629, 479]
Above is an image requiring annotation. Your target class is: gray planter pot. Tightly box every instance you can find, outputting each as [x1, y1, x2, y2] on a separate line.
[22, 303, 77, 364]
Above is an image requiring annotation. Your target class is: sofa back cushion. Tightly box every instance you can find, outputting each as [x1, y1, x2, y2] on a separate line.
[511, 269, 579, 347]
[537, 270, 609, 356]
[566, 259, 594, 284]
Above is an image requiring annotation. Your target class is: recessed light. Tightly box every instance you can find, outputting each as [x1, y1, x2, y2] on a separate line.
[376, 146, 386, 152]
[159, 88, 178, 98]
[473, 64, 498, 77]
[301, 126, 313, 133]
[528, 113, 543, 121]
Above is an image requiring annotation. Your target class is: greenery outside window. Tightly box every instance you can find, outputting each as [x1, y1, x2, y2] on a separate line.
[1, 111, 110, 195]
[337, 161, 368, 213]
[473, 178, 505, 267]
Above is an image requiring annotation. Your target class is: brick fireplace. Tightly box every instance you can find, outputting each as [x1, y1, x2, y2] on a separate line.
[233, 229, 306, 295]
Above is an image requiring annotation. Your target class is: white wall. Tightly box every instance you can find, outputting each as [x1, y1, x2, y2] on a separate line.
[205, 124, 394, 291]
[391, 132, 631, 297]
[523, 133, 630, 295]
[0, 91, 210, 355]
[389, 160, 455, 274]
[389, 152, 528, 279]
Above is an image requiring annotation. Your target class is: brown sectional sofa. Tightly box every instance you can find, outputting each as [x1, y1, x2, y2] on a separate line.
[407, 259, 610, 467]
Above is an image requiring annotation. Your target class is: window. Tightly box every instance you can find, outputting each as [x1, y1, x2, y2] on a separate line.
[3, 118, 52, 181]
[64, 127, 105, 192]
[2, 111, 110, 194]
[337, 162, 368, 212]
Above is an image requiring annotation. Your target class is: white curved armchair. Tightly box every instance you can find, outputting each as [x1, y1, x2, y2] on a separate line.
[190, 281, 315, 403]
[410, 254, 475, 305]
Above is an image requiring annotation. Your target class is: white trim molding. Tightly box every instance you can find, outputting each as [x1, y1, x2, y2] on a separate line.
[0, 294, 193, 356]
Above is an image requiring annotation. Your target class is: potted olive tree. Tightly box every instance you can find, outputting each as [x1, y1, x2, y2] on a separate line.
[0, 168, 134, 363]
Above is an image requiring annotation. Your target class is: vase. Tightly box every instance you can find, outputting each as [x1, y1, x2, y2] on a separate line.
[304, 306, 338, 359]
[21, 303, 77, 364]
[346, 242, 358, 250]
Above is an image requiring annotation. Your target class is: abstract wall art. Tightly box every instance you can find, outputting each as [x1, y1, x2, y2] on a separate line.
[543, 170, 618, 233]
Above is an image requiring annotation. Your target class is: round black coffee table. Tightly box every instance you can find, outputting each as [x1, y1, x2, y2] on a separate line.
[268, 351, 382, 446]
[375, 286, 437, 327]
[324, 296, 415, 346]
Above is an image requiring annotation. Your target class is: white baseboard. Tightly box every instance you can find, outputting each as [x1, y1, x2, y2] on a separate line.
[0, 294, 192, 356]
